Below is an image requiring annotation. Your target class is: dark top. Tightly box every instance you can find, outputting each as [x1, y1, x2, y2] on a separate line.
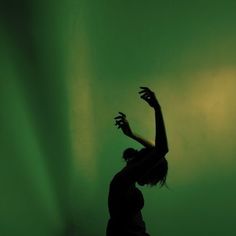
[106, 148, 158, 236]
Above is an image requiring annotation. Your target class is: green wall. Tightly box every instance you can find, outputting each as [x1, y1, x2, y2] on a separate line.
[1, 0, 236, 235]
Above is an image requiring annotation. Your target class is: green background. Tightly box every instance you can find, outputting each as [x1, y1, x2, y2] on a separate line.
[1, 0, 236, 235]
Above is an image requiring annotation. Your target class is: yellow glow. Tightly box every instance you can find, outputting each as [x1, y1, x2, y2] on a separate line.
[68, 26, 97, 183]
[152, 68, 236, 185]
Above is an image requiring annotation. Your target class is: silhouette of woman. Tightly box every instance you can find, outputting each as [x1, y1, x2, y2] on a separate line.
[106, 87, 169, 236]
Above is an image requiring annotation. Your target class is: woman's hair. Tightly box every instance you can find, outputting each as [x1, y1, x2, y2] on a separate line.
[123, 147, 168, 187]
[145, 157, 168, 187]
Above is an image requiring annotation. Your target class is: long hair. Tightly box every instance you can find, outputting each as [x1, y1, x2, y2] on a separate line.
[123, 147, 168, 187]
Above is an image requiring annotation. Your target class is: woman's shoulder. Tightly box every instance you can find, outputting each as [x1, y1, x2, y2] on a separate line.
[110, 168, 133, 189]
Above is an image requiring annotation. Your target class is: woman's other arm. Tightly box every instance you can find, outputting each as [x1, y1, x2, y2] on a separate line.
[115, 112, 154, 148]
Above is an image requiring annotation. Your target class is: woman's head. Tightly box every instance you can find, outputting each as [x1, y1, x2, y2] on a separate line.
[123, 147, 168, 187]
[123, 148, 138, 162]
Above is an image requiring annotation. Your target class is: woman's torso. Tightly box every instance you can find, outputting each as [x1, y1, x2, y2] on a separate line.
[107, 176, 149, 236]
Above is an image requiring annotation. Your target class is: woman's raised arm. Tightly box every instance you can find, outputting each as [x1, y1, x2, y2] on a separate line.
[139, 87, 168, 155]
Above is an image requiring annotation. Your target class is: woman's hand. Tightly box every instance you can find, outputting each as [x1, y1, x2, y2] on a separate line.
[115, 112, 133, 137]
[139, 87, 160, 109]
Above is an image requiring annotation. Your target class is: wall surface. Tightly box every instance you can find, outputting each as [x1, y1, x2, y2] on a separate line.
[1, 1, 236, 235]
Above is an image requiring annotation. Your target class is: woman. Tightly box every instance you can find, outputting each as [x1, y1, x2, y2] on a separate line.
[106, 87, 169, 236]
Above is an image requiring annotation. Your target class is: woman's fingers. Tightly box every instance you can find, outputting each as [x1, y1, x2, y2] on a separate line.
[118, 112, 126, 117]
[114, 116, 122, 120]
[140, 89, 153, 95]
[139, 87, 155, 101]
[114, 115, 125, 120]
[139, 87, 153, 97]
[140, 93, 151, 101]
[115, 120, 122, 127]
[114, 112, 126, 120]
[115, 119, 126, 129]
[139, 86, 152, 92]
[114, 116, 126, 122]
[139, 87, 159, 108]
[115, 119, 124, 124]
[139, 90, 152, 99]
[140, 92, 150, 98]
[114, 112, 127, 129]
